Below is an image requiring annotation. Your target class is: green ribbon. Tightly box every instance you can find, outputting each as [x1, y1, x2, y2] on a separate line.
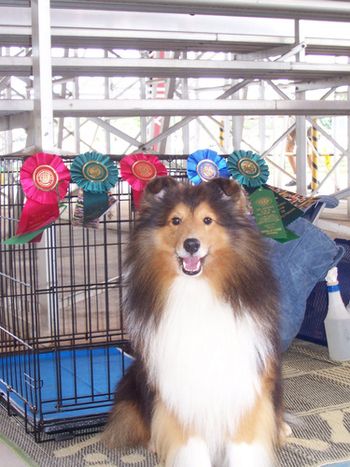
[3, 225, 52, 245]
[250, 187, 288, 241]
[3, 204, 67, 245]
[83, 192, 109, 222]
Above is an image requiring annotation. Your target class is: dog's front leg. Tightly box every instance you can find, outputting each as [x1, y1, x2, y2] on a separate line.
[151, 399, 211, 467]
[223, 441, 274, 467]
[223, 389, 277, 467]
[168, 437, 211, 467]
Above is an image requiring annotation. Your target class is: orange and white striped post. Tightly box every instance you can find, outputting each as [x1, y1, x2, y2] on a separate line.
[310, 118, 319, 192]
[219, 119, 225, 151]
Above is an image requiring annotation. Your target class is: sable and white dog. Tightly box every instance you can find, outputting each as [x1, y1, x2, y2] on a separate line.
[103, 177, 284, 467]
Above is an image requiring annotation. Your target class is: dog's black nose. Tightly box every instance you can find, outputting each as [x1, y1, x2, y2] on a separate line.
[183, 238, 200, 254]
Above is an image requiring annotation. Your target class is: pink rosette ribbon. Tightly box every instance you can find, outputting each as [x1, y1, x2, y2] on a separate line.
[120, 153, 167, 208]
[15, 153, 70, 242]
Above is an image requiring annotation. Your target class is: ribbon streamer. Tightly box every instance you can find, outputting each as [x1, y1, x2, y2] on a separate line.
[187, 149, 228, 185]
[4, 153, 70, 244]
[120, 153, 167, 208]
[71, 151, 118, 223]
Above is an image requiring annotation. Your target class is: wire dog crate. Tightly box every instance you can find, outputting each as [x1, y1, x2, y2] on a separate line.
[0, 154, 186, 441]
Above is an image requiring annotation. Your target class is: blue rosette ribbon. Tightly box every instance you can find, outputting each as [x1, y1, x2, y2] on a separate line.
[227, 150, 269, 188]
[187, 149, 228, 185]
[71, 151, 118, 222]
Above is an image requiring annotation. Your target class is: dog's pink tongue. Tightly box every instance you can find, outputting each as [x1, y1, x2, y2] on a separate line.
[183, 256, 201, 272]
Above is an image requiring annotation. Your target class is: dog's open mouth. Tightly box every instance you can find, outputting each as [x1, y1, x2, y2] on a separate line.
[179, 256, 203, 276]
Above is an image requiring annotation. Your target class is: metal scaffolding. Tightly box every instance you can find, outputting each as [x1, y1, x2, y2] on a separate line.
[1, 0, 350, 208]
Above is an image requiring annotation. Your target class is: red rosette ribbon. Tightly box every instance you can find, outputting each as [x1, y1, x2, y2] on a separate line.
[120, 153, 167, 208]
[15, 153, 70, 243]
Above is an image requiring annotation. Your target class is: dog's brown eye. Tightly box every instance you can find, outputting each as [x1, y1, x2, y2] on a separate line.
[171, 217, 182, 226]
[203, 217, 213, 225]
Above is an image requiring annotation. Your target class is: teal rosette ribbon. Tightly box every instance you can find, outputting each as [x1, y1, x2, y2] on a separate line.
[187, 149, 228, 185]
[71, 151, 118, 222]
[227, 150, 269, 188]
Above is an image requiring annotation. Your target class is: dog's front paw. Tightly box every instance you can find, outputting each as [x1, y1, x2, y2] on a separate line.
[168, 437, 211, 467]
[279, 421, 293, 443]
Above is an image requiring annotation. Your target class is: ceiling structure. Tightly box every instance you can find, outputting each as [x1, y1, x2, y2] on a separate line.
[2, 0, 350, 21]
[1, 0, 350, 201]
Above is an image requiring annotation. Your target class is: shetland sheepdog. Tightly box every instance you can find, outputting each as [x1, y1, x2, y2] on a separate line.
[103, 176, 285, 467]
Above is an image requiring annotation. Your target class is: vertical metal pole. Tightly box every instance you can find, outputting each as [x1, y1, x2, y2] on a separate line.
[74, 78, 80, 153]
[31, 0, 54, 151]
[182, 54, 190, 154]
[295, 103, 307, 195]
[295, 19, 308, 195]
[105, 50, 111, 154]
[195, 83, 200, 151]
[159, 52, 181, 154]
[332, 113, 339, 192]
[24, 48, 34, 148]
[74, 51, 80, 154]
[140, 78, 147, 145]
[259, 81, 266, 154]
[4, 48, 13, 154]
[57, 49, 69, 150]
[232, 85, 246, 151]
[31, 0, 57, 335]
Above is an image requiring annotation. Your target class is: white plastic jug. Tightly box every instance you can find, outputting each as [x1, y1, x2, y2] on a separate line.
[324, 267, 350, 362]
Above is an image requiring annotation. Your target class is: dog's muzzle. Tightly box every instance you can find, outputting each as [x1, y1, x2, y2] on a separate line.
[179, 238, 204, 276]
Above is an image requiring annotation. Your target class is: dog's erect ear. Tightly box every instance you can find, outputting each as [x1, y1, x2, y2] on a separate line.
[208, 178, 240, 197]
[141, 176, 178, 208]
[146, 176, 178, 196]
[206, 178, 247, 213]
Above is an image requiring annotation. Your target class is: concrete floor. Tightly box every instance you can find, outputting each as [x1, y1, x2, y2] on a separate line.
[0, 440, 29, 466]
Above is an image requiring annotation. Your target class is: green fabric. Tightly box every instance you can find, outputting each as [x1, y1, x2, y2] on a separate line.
[2, 225, 51, 245]
[83, 191, 109, 221]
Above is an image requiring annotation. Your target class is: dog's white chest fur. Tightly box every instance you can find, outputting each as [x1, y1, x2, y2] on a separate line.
[147, 276, 270, 453]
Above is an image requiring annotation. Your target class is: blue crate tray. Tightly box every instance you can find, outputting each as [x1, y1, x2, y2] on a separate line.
[0, 345, 133, 422]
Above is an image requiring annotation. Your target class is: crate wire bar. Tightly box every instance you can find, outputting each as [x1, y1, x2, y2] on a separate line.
[0, 154, 187, 441]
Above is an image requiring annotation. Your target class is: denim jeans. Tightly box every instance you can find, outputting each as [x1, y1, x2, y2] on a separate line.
[265, 218, 344, 351]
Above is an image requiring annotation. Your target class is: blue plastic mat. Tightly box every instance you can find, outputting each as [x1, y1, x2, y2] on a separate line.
[0, 346, 133, 422]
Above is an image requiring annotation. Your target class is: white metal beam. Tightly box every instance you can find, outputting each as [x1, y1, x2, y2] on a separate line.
[234, 44, 303, 61]
[31, 0, 56, 335]
[31, 0, 54, 151]
[4, 99, 350, 117]
[23, 0, 350, 22]
[52, 99, 350, 116]
[46, 58, 350, 80]
[3, 6, 350, 56]
[89, 117, 141, 148]
[0, 111, 30, 130]
[295, 19, 307, 195]
[296, 78, 350, 92]
[4, 56, 350, 81]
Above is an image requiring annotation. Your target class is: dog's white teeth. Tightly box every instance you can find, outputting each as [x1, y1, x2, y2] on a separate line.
[182, 256, 201, 273]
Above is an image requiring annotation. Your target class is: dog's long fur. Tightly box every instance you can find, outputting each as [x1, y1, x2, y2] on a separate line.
[103, 177, 283, 466]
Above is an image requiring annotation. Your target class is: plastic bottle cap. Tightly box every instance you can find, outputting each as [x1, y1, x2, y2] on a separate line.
[326, 266, 339, 285]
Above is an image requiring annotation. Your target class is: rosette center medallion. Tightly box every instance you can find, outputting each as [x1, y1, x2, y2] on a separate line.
[82, 161, 108, 182]
[131, 160, 157, 181]
[196, 159, 219, 181]
[33, 165, 59, 192]
[237, 158, 261, 178]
